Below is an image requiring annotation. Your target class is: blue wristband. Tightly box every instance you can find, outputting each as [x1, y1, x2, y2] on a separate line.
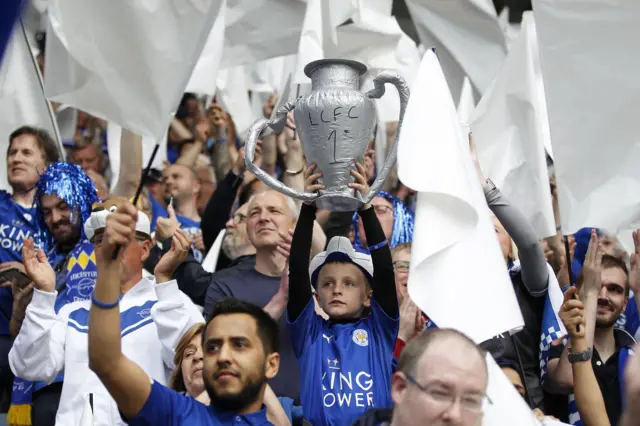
[91, 294, 120, 309]
[368, 240, 388, 251]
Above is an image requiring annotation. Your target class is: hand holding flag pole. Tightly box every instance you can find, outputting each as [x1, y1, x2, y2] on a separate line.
[110, 144, 160, 259]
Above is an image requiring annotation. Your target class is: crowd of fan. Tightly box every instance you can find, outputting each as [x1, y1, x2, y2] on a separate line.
[0, 93, 638, 426]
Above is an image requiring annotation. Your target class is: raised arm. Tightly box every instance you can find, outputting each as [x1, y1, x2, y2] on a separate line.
[286, 202, 316, 322]
[112, 128, 142, 199]
[9, 239, 65, 382]
[547, 231, 602, 394]
[351, 162, 398, 318]
[88, 202, 152, 418]
[175, 118, 207, 169]
[564, 287, 611, 426]
[152, 229, 205, 368]
[469, 133, 548, 295]
[483, 184, 549, 295]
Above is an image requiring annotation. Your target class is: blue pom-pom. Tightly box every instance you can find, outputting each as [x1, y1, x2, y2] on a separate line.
[33, 162, 100, 252]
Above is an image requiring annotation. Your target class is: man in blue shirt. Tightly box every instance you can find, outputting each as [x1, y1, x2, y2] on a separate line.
[0, 126, 60, 409]
[88, 200, 279, 426]
[160, 164, 205, 262]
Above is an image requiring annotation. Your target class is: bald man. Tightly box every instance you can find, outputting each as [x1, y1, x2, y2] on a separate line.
[159, 164, 204, 262]
[354, 329, 489, 426]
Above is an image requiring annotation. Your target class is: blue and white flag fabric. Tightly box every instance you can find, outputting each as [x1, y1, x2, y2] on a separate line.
[539, 263, 568, 384]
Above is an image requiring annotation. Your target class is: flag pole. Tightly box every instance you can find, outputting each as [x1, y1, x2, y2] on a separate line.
[19, 17, 65, 160]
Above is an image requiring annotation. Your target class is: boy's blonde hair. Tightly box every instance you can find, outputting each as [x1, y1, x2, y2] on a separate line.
[391, 242, 412, 258]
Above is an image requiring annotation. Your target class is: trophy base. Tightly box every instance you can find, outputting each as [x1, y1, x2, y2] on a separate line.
[314, 193, 364, 212]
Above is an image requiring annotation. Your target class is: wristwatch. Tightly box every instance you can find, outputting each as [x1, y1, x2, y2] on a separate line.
[568, 347, 593, 364]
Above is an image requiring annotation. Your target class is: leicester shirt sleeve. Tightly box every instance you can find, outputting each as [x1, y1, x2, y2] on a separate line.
[124, 380, 200, 426]
[368, 297, 399, 353]
[287, 298, 322, 358]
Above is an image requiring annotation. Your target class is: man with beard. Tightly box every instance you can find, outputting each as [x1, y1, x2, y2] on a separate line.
[10, 199, 203, 425]
[546, 230, 635, 424]
[87, 203, 279, 425]
[8, 162, 100, 426]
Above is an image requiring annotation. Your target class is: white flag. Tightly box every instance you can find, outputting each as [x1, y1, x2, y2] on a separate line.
[186, 0, 227, 95]
[44, 0, 222, 140]
[0, 21, 62, 191]
[533, 0, 640, 234]
[221, 0, 306, 68]
[216, 66, 253, 138]
[398, 50, 523, 344]
[483, 354, 542, 425]
[79, 395, 94, 426]
[457, 76, 476, 132]
[107, 123, 167, 192]
[293, 0, 338, 84]
[405, 0, 507, 100]
[338, 8, 421, 124]
[470, 13, 556, 239]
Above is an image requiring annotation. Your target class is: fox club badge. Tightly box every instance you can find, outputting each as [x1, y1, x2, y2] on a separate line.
[352, 329, 369, 347]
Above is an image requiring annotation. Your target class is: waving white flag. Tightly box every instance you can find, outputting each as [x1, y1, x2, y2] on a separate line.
[0, 21, 62, 191]
[471, 13, 556, 239]
[405, 0, 506, 100]
[398, 50, 523, 344]
[533, 0, 640, 234]
[293, 0, 338, 84]
[221, 0, 306, 68]
[44, 0, 222, 140]
[186, 0, 227, 95]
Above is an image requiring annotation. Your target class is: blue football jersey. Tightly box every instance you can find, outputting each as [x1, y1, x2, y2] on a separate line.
[288, 298, 398, 426]
[176, 215, 203, 263]
[0, 191, 38, 335]
[149, 197, 203, 263]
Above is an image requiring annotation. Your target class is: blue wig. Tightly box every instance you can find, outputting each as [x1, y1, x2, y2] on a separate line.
[352, 191, 414, 250]
[34, 162, 100, 252]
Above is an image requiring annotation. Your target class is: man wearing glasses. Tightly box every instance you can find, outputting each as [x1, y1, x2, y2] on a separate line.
[354, 328, 489, 426]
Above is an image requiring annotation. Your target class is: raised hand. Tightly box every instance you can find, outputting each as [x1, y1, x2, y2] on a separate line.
[154, 228, 193, 283]
[0, 261, 26, 288]
[629, 230, 640, 296]
[155, 203, 180, 242]
[468, 132, 487, 185]
[276, 229, 294, 260]
[21, 238, 55, 293]
[193, 231, 205, 252]
[581, 229, 603, 297]
[100, 202, 138, 261]
[194, 117, 212, 143]
[559, 286, 586, 340]
[398, 297, 420, 342]
[348, 162, 371, 210]
[304, 164, 325, 195]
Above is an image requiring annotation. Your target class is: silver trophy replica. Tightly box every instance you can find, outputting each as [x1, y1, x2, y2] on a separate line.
[244, 59, 410, 211]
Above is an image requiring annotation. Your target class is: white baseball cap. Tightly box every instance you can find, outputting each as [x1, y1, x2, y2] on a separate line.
[84, 205, 151, 242]
[309, 236, 374, 287]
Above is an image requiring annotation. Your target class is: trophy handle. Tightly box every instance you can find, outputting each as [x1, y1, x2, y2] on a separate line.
[363, 71, 410, 204]
[244, 103, 319, 202]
